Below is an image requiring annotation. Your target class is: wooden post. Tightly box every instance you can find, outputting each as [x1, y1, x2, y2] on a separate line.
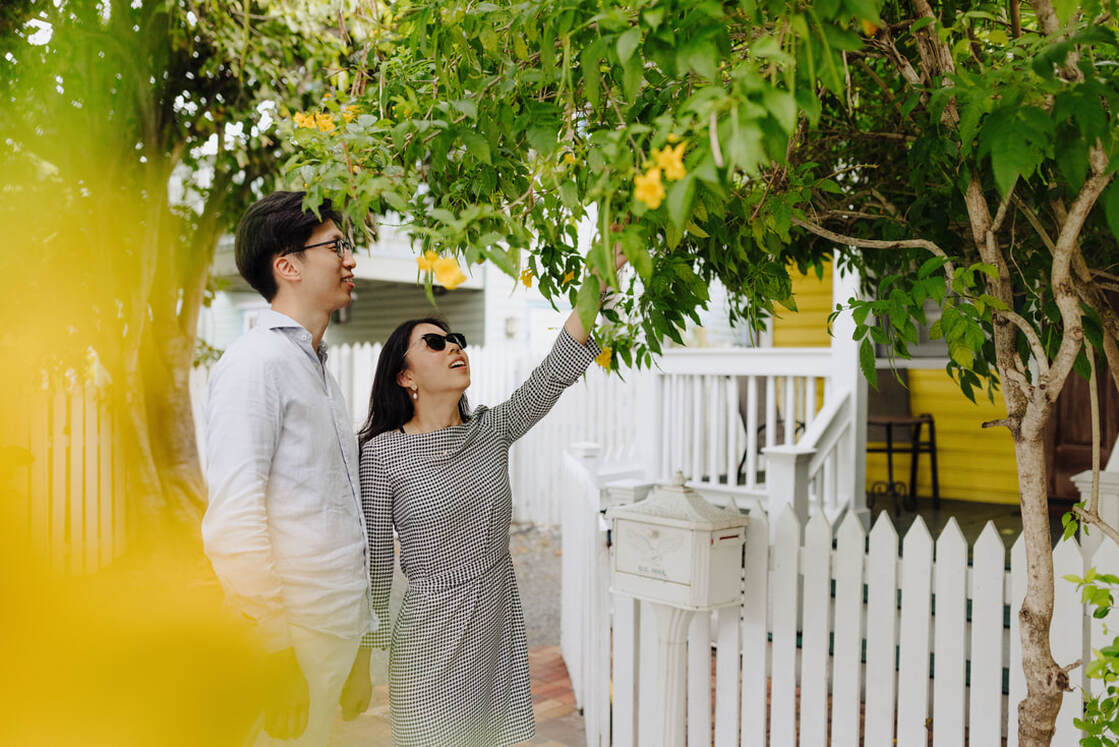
[763, 444, 814, 532]
[831, 260, 870, 528]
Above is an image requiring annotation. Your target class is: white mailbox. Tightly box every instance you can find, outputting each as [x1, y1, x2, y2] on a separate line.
[609, 472, 749, 610]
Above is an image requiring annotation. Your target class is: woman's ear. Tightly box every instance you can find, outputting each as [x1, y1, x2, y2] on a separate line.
[396, 368, 414, 391]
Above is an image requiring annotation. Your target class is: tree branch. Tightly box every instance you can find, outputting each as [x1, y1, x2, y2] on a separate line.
[792, 216, 956, 287]
[1012, 195, 1057, 253]
[1073, 506, 1119, 548]
[910, 0, 960, 126]
[994, 308, 1051, 377]
[1088, 343, 1101, 516]
[1047, 147, 1113, 400]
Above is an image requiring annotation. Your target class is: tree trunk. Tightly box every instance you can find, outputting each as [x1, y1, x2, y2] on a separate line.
[1016, 408, 1067, 745]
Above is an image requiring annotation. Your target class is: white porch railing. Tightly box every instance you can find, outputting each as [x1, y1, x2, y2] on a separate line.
[563, 447, 1113, 747]
[650, 348, 861, 523]
[190, 335, 864, 525]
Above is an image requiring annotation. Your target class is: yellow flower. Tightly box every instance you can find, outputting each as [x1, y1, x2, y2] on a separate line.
[633, 167, 665, 209]
[293, 111, 314, 129]
[594, 347, 613, 369]
[342, 104, 358, 123]
[665, 132, 681, 143]
[563, 153, 576, 165]
[416, 250, 438, 272]
[562, 270, 575, 285]
[315, 112, 335, 132]
[653, 142, 686, 181]
[433, 256, 467, 290]
[352, 165, 360, 174]
[521, 268, 534, 287]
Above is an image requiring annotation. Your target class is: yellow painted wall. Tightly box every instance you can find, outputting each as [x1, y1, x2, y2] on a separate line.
[772, 264, 1020, 505]
[866, 370, 1019, 504]
[773, 263, 833, 348]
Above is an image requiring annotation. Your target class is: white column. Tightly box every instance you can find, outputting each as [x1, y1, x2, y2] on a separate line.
[831, 258, 870, 528]
[651, 603, 696, 747]
[1073, 442, 1119, 557]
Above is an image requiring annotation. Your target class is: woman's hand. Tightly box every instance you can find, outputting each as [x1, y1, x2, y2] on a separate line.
[564, 242, 628, 344]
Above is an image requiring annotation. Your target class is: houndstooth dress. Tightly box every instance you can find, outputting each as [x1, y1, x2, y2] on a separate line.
[360, 329, 600, 746]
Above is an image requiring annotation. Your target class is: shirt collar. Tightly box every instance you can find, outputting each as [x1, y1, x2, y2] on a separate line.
[259, 309, 329, 360]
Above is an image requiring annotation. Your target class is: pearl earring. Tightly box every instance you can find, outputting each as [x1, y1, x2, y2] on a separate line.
[411, 389, 418, 400]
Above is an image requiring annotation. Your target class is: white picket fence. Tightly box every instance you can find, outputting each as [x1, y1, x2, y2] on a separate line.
[192, 336, 863, 526]
[563, 449, 1117, 747]
[6, 388, 123, 573]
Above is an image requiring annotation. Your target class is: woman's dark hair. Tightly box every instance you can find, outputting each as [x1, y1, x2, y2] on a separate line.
[234, 191, 344, 301]
[358, 317, 471, 446]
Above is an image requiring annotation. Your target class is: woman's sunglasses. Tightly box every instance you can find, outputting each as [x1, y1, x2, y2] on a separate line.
[406, 332, 467, 357]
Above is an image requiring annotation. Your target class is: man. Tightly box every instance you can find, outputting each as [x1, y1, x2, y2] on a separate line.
[202, 191, 375, 745]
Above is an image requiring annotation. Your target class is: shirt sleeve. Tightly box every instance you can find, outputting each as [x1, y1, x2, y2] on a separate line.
[490, 327, 601, 444]
[360, 445, 394, 650]
[200, 352, 291, 653]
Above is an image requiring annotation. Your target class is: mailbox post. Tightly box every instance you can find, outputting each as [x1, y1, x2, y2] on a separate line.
[608, 472, 749, 746]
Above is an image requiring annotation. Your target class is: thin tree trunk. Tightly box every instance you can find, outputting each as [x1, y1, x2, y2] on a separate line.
[1015, 408, 1067, 746]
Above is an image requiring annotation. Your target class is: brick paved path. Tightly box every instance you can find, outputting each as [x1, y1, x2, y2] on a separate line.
[328, 645, 584, 746]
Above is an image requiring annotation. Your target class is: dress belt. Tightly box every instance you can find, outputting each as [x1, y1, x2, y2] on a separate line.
[407, 548, 511, 593]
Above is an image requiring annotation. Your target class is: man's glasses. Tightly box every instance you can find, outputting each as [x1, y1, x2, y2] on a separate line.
[406, 332, 468, 357]
[282, 236, 356, 259]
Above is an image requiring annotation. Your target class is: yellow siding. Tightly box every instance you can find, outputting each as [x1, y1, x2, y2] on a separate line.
[865, 369, 1019, 504]
[775, 264, 1020, 505]
[773, 262, 833, 348]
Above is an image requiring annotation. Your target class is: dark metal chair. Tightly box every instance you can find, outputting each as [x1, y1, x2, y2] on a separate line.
[866, 369, 941, 514]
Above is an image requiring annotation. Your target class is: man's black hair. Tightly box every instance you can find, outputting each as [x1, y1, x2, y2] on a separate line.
[234, 191, 344, 301]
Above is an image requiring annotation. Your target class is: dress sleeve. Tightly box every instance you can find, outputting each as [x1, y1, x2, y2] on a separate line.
[490, 328, 601, 444]
[360, 444, 394, 649]
[200, 352, 291, 652]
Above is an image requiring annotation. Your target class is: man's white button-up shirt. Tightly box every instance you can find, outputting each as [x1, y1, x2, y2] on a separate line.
[202, 309, 373, 651]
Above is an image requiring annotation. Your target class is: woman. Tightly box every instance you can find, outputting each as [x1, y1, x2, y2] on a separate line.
[354, 285, 614, 746]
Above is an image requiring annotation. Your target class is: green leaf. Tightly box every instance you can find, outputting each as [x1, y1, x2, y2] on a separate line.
[580, 44, 602, 110]
[540, 24, 556, 80]
[576, 275, 601, 333]
[642, 7, 665, 29]
[462, 132, 491, 164]
[526, 126, 559, 156]
[860, 338, 878, 388]
[918, 256, 950, 279]
[622, 53, 644, 101]
[451, 99, 477, 120]
[951, 344, 975, 370]
[482, 244, 516, 276]
[559, 181, 580, 209]
[1053, 0, 1079, 23]
[620, 241, 653, 280]
[685, 220, 709, 238]
[666, 222, 683, 249]
[686, 41, 719, 81]
[1102, 182, 1119, 241]
[842, 0, 881, 25]
[763, 88, 797, 135]
[667, 174, 696, 228]
[617, 28, 642, 64]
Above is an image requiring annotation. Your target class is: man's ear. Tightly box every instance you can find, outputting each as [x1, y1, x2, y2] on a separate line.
[273, 253, 301, 284]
